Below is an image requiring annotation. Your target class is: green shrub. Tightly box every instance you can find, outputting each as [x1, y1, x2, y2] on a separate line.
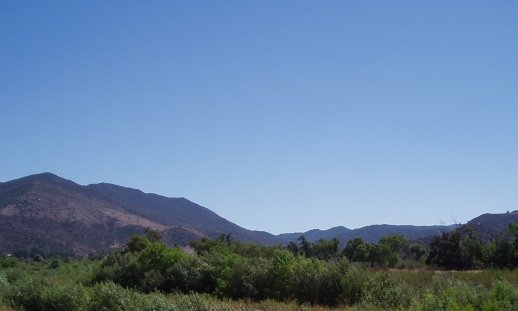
[0, 257, 18, 268]
[341, 264, 371, 306]
[136, 294, 177, 311]
[420, 274, 478, 311]
[3, 277, 47, 311]
[93, 251, 143, 289]
[0, 272, 8, 288]
[478, 281, 518, 311]
[88, 282, 179, 311]
[366, 272, 412, 309]
[87, 281, 139, 311]
[3, 277, 88, 311]
[49, 260, 60, 269]
[289, 257, 323, 304]
[39, 284, 88, 311]
[314, 258, 349, 306]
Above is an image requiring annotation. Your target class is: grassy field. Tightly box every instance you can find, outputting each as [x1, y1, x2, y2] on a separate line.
[4, 258, 98, 285]
[389, 268, 518, 286]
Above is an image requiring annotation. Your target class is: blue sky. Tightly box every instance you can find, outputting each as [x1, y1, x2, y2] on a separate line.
[1, 1, 517, 234]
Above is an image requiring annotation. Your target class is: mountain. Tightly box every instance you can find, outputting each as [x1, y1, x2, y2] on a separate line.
[279, 224, 455, 245]
[464, 211, 518, 241]
[1, 173, 513, 257]
[279, 212, 518, 246]
[0, 173, 280, 256]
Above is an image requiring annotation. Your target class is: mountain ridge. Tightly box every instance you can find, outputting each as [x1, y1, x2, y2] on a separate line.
[0, 172, 280, 256]
[278, 224, 455, 244]
[0, 173, 513, 257]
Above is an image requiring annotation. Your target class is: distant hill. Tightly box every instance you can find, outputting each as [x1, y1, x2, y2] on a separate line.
[0, 173, 280, 256]
[278, 226, 352, 242]
[464, 211, 518, 241]
[278, 224, 455, 245]
[279, 212, 518, 246]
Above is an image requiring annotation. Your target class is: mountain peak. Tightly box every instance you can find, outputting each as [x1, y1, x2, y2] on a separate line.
[12, 172, 61, 182]
[14, 172, 79, 188]
[27, 172, 62, 180]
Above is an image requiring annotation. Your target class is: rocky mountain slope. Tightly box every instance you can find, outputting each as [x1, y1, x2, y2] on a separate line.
[0, 173, 279, 256]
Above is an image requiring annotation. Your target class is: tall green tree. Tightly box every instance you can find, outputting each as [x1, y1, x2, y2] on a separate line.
[426, 231, 463, 269]
[312, 238, 340, 260]
[409, 243, 427, 261]
[343, 237, 371, 262]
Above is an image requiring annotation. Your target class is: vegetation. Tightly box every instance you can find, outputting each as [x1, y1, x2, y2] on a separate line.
[426, 224, 518, 270]
[4, 225, 518, 310]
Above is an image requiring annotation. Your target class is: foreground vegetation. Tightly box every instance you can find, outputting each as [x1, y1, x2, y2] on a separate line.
[3, 258, 518, 311]
[3, 225, 518, 310]
[3, 257, 518, 311]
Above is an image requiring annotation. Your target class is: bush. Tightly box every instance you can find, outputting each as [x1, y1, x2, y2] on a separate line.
[87, 281, 139, 311]
[3, 277, 88, 311]
[0, 272, 8, 288]
[2, 276, 181, 311]
[366, 272, 412, 309]
[49, 259, 60, 269]
[341, 264, 372, 306]
[420, 274, 478, 311]
[289, 257, 324, 304]
[40, 284, 88, 311]
[0, 257, 18, 268]
[93, 251, 143, 289]
[3, 277, 48, 311]
[137, 294, 177, 311]
[478, 281, 518, 311]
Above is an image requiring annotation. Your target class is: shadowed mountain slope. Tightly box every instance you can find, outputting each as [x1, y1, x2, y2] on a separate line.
[464, 211, 518, 241]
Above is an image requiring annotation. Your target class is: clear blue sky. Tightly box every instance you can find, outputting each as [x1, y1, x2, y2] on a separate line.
[1, 1, 517, 234]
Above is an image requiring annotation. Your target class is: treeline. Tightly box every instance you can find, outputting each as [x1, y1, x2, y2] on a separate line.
[5, 228, 518, 310]
[426, 224, 518, 270]
[287, 235, 426, 268]
[93, 233, 412, 307]
[292, 223, 518, 270]
[90, 225, 518, 307]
